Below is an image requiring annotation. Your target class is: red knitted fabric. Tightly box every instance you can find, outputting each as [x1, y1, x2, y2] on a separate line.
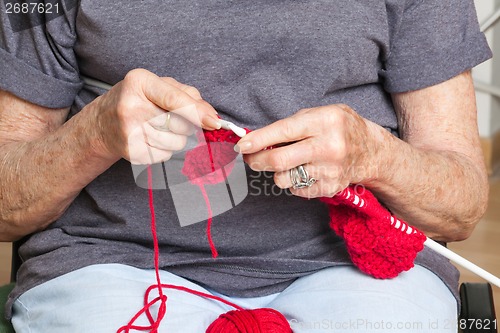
[320, 187, 426, 278]
[183, 128, 426, 278]
[182, 129, 247, 185]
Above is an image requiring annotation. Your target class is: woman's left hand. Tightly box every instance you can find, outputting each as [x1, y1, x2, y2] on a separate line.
[236, 104, 383, 198]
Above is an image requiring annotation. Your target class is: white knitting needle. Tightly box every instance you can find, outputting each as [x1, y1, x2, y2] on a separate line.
[220, 120, 247, 138]
[345, 189, 500, 287]
[82, 76, 500, 287]
[82, 76, 113, 91]
[425, 238, 500, 288]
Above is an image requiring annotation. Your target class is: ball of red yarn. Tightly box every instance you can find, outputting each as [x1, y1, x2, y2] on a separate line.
[206, 308, 293, 333]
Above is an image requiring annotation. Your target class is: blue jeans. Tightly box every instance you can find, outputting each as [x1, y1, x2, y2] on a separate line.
[11, 264, 457, 332]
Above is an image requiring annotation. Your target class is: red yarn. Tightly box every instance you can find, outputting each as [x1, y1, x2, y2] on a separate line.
[119, 127, 427, 332]
[118, 165, 292, 333]
[181, 128, 250, 258]
[117, 166, 167, 333]
[199, 184, 217, 258]
[207, 308, 292, 333]
[182, 129, 244, 186]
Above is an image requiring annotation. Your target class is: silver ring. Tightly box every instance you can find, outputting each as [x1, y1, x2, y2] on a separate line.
[157, 112, 171, 132]
[290, 165, 316, 189]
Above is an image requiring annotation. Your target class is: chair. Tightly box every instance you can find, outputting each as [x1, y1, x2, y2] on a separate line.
[460, 283, 497, 333]
[0, 242, 17, 333]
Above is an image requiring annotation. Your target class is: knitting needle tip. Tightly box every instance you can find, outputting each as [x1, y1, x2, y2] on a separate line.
[219, 120, 246, 138]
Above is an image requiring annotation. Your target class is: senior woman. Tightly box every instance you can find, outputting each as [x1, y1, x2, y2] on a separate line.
[0, 0, 492, 332]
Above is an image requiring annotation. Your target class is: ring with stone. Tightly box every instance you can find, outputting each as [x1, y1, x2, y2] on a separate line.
[289, 165, 317, 189]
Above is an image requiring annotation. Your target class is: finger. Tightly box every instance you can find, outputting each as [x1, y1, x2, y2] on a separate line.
[159, 77, 203, 100]
[235, 113, 315, 154]
[148, 112, 195, 136]
[273, 163, 320, 189]
[276, 164, 347, 199]
[127, 126, 174, 165]
[290, 180, 348, 199]
[130, 70, 220, 130]
[166, 103, 221, 131]
[244, 139, 316, 173]
[130, 145, 173, 165]
[143, 123, 188, 151]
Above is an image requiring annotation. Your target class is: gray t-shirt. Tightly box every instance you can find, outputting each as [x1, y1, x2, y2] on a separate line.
[0, 0, 492, 317]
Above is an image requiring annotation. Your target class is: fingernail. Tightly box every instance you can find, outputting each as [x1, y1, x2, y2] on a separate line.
[234, 141, 252, 153]
[205, 117, 221, 130]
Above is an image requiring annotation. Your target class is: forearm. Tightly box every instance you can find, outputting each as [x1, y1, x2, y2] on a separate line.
[0, 102, 118, 241]
[363, 122, 488, 242]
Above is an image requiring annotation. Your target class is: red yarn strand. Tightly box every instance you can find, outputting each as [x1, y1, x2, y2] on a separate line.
[198, 184, 218, 258]
[117, 166, 167, 333]
[147, 284, 244, 312]
[118, 165, 261, 333]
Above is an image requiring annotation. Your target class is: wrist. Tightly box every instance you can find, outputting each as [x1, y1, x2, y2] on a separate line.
[355, 119, 397, 188]
[80, 99, 121, 164]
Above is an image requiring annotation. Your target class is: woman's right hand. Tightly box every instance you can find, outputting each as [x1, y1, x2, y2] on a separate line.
[91, 68, 221, 164]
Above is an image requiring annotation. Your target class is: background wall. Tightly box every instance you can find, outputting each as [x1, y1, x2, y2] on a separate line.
[475, 0, 499, 138]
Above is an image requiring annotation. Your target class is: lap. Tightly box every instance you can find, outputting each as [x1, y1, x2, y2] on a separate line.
[11, 264, 457, 333]
[12, 264, 229, 332]
[269, 265, 457, 332]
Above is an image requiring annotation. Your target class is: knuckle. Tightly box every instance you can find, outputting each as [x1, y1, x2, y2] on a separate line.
[115, 97, 141, 127]
[280, 119, 296, 142]
[161, 90, 183, 110]
[124, 68, 148, 84]
[152, 150, 172, 163]
[115, 95, 134, 113]
[324, 109, 342, 127]
[268, 152, 288, 171]
[245, 157, 265, 172]
[130, 149, 150, 165]
[184, 86, 202, 99]
[310, 142, 324, 159]
[174, 136, 188, 151]
[335, 139, 348, 159]
[162, 76, 177, 84]
[337, 103, 355, 114]
[324, 182, 347, 197]
[324, 165, 342, 181]
[296, 107, 312, 116]
[163, 151, 173, 161]
[273, 173, 288, 189]
[196, 99, 213, 113]
[322, 139, 336, 157]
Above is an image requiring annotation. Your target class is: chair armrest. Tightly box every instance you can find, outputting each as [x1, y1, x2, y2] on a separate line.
[460, 283, 497, 333]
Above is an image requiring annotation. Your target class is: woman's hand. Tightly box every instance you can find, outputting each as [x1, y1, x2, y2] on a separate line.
[238, 72, 488, 241]
[237, 104, 382, 198]
[0, 69, 221, 239]
[91, 69, 221, 164]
